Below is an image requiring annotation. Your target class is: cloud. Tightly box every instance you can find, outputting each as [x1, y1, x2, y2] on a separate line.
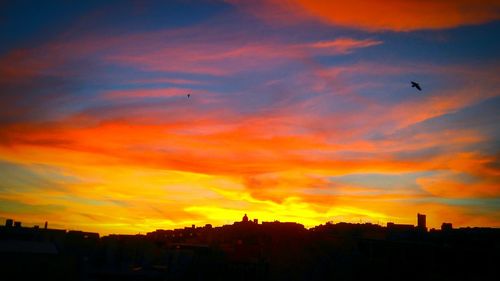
[102, 87, 209, 99]
[0, 19, 381, 125]
[105, 35, 381, 76]
[1, 3, 499, 233]
[232, 0, 500, 31]
[308, 38, 381, 52]
[0, 161, 77, 194]
[419, 171, 500, 198]
[0, 199, 65, 215]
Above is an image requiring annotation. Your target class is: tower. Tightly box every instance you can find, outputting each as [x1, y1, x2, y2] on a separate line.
[242, 213, 249, 222]
[417, 213, 427, 231]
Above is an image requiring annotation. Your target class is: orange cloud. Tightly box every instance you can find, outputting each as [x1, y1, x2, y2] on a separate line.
[310, 38, 379, 49]
[235, 0, 500, 31]
[420, 176, 500, 198]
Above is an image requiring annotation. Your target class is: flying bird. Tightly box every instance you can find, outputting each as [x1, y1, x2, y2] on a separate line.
[411, 81, 422, 91]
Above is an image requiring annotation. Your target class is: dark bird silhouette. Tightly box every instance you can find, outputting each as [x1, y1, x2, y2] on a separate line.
[411, 81, 422, 91]
[187, 94, 191, 98]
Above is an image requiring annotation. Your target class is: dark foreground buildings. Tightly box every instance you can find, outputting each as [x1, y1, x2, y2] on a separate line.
[0, 214, 499, 281]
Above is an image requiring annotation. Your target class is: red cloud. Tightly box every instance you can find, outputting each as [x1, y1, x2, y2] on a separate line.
[232, 0, 500, 31]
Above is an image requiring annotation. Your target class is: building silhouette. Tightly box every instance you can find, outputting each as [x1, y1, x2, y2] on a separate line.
[441, 222, 453, 231]
[417, 213, 427, 231]
[1, 215, 499, 281]
[5, 219, 13, 228]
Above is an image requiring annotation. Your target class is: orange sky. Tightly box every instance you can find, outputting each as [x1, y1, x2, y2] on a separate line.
[0, 1, 499, 235]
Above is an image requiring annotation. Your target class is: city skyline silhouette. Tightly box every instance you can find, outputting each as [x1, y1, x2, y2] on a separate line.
[1, 214, 499, 280]
[0, 212, 480, 236]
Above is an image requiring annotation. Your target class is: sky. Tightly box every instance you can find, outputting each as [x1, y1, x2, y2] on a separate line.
[0, 0, 499, 235]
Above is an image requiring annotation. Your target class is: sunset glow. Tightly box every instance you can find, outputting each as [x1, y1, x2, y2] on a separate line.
[1, 0, 499, 235]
